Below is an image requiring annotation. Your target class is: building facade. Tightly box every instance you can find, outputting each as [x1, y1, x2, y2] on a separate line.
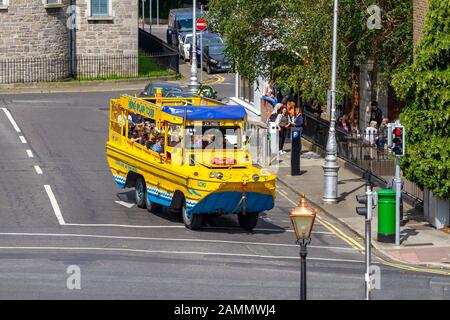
[0, 0, 138, 83]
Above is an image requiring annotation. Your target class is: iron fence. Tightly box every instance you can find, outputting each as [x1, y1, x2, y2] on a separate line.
[139, 28, 179, 74]
[302, 111, 423, 202]
[76, 55, 138, 80]
[0, 56, 72, 84]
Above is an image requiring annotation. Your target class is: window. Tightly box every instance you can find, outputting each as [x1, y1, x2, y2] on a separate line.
[0, 0, 9, 8]
[91, 0, 110, 16]
[239, 76, 254, 104]
[44, 0, 63, 7]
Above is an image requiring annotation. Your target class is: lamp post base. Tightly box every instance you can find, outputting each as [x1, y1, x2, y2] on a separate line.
[322, 159, 340, 203]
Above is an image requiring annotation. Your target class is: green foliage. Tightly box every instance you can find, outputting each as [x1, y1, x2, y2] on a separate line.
[208, 0, 412, 104]
[392, 0, 450, 199]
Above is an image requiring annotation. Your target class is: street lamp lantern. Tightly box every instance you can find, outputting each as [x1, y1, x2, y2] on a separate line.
[290, 194, 317, 240]
[290, 193, 317, 300]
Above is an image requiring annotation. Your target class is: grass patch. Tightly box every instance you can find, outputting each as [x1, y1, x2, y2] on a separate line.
[74, 51, 174, 81]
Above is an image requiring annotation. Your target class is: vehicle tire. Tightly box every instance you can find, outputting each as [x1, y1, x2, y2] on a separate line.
[146, 192, 161, 213]
[135, 176, 147, 209]
[238, 212, 259, 230]
[182, 201, 203, 230]
[206, 64, 211, 74]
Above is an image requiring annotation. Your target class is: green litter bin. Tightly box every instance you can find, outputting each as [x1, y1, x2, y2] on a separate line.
[377, 189, 396, 243]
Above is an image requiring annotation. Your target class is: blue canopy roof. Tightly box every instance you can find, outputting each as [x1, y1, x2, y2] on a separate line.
[162, 105, 247, 121]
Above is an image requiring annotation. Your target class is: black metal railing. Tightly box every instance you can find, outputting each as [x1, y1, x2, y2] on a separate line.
[0, 56, 72, 84]
[139, 28, 179, 74]
[0, 54, 175, 84]
[76, 55, 138, 80]
[302, 111, 423, 201]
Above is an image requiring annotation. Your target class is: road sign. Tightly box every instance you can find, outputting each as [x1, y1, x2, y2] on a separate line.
[196, 18, 207, 31]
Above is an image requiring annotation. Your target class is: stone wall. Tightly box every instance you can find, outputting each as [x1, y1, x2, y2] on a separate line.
[75, 0, 138, 77]
[76, 0, 138, 56]
[0, 0, 72, 83]
[413, 0, 429, 47]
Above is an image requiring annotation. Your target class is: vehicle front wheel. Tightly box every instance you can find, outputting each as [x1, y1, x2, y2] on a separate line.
[206, 64, 211, 74]
[182, 202, 203, 230]
[238, 212, 259, 230]
[135, 176, 147, 209]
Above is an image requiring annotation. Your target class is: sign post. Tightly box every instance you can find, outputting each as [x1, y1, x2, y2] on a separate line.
[196, 18, 207, 84]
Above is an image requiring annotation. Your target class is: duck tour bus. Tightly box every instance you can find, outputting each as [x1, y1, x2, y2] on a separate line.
[106, 91, 276, 230]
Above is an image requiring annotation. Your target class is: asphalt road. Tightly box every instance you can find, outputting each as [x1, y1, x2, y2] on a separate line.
[0, 91, 449, 300]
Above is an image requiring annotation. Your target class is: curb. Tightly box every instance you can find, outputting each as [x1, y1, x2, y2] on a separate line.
[0, 74, 181, 94]
[276, 176, 450, 275]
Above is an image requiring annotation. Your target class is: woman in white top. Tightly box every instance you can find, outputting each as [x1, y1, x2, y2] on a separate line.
[364, 121, 378, 145]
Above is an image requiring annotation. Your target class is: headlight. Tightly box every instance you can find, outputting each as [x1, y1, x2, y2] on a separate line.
[215, 172, 223, 179]
[210, 59, 218, 64]
[209, 172, 216, 178]
[252, 174, 260, 182]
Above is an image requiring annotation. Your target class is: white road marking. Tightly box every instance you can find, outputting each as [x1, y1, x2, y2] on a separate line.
[0, 246, 365, 263]
[0, 232, 355, 251]
[114, 200, 135, 208]
[1, 107, 21, 132]
[19, 136, 27, 144]
[34, 165, 43, 175]
[44, 185, 66, 225]
[26, 149, 33, 158]
[63, 223, 186, 229]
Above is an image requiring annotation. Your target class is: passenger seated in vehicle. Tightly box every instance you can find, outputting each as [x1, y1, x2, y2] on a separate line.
[151, 136, 164, 153]
[145, 132, 156, 149]
[131, 129, 145, 144]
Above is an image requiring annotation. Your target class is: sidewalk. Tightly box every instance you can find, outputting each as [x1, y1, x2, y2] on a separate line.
[0, 76, 180, 95]
[276, 139, 450, 272]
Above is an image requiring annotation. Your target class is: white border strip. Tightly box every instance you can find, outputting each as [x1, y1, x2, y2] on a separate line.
[0, 246, 365, 263]
[1, 107, 21, 132]
[44, 185, 65, 225]
[0, 232, 354, 251]
[26, 149, 33, 158]
[19, 136, 27, 144]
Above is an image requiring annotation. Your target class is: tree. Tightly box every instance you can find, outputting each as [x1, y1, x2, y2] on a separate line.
[208, 0, 412, 125]
[392, 0, 450, 199]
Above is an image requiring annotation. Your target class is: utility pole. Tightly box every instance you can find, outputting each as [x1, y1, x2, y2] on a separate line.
[322, 0, 340, 203]
[157, 0, 159, 25]
[364, 183, 373, 300]
[141, 0, 145, 29]
[188, 0, 200, 93]
[149, 0, 152, 33]
[395, 155, 401, 246]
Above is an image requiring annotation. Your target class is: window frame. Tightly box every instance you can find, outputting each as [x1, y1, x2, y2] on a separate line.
[44, 0, 64, 9]
[0, 0, 9, 9]
[88, 0, 112, 18]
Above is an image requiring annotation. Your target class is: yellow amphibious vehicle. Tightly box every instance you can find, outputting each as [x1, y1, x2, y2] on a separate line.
[106, 92, 276, 230]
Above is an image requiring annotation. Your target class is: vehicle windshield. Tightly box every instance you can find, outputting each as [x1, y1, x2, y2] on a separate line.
[197, 36, 223, 48]
[209, 46, 224, 55]
[185, 126, 241, 150]
[149, 86, 182, 96]
[177, 19, 193, 32]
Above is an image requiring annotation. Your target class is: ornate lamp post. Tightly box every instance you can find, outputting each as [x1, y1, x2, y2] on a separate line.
[188, 0, 200, 93]
[290, 194, 317, 300]
[322, 0, 340, 203]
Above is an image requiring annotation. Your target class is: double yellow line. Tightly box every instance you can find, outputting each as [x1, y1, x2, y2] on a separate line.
[276, 189, 450, 276]
[202, 74, 225, 86]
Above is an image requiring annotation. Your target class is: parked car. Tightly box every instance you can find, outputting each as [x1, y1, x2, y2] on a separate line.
[140, 82, 183, 97]
[194, 33, 224, 67]
[178, 33, 193, 62]
[201, 44, 231, 74]
[167, 8, 201, 48]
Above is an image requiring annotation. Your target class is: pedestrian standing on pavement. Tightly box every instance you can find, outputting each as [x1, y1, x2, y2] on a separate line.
[276, 106, 291, 155]
[291, 105, 305, 134]
[370, 101, 383, 128]
[364, 120, 378, 145]
[274, 97, 288, 113]
[376, 117, 389, 152]
[262, 80, 278, 107]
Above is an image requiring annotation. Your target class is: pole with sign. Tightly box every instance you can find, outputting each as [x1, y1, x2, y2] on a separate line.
[196, 18, 207, 84]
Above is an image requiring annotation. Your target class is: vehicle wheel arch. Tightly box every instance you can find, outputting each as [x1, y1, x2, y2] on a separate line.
[170, 189, 186, 212]
[125, 171, 140, 188]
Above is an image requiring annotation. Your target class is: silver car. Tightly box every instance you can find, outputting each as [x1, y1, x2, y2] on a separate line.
[178, 33, 193, 62]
